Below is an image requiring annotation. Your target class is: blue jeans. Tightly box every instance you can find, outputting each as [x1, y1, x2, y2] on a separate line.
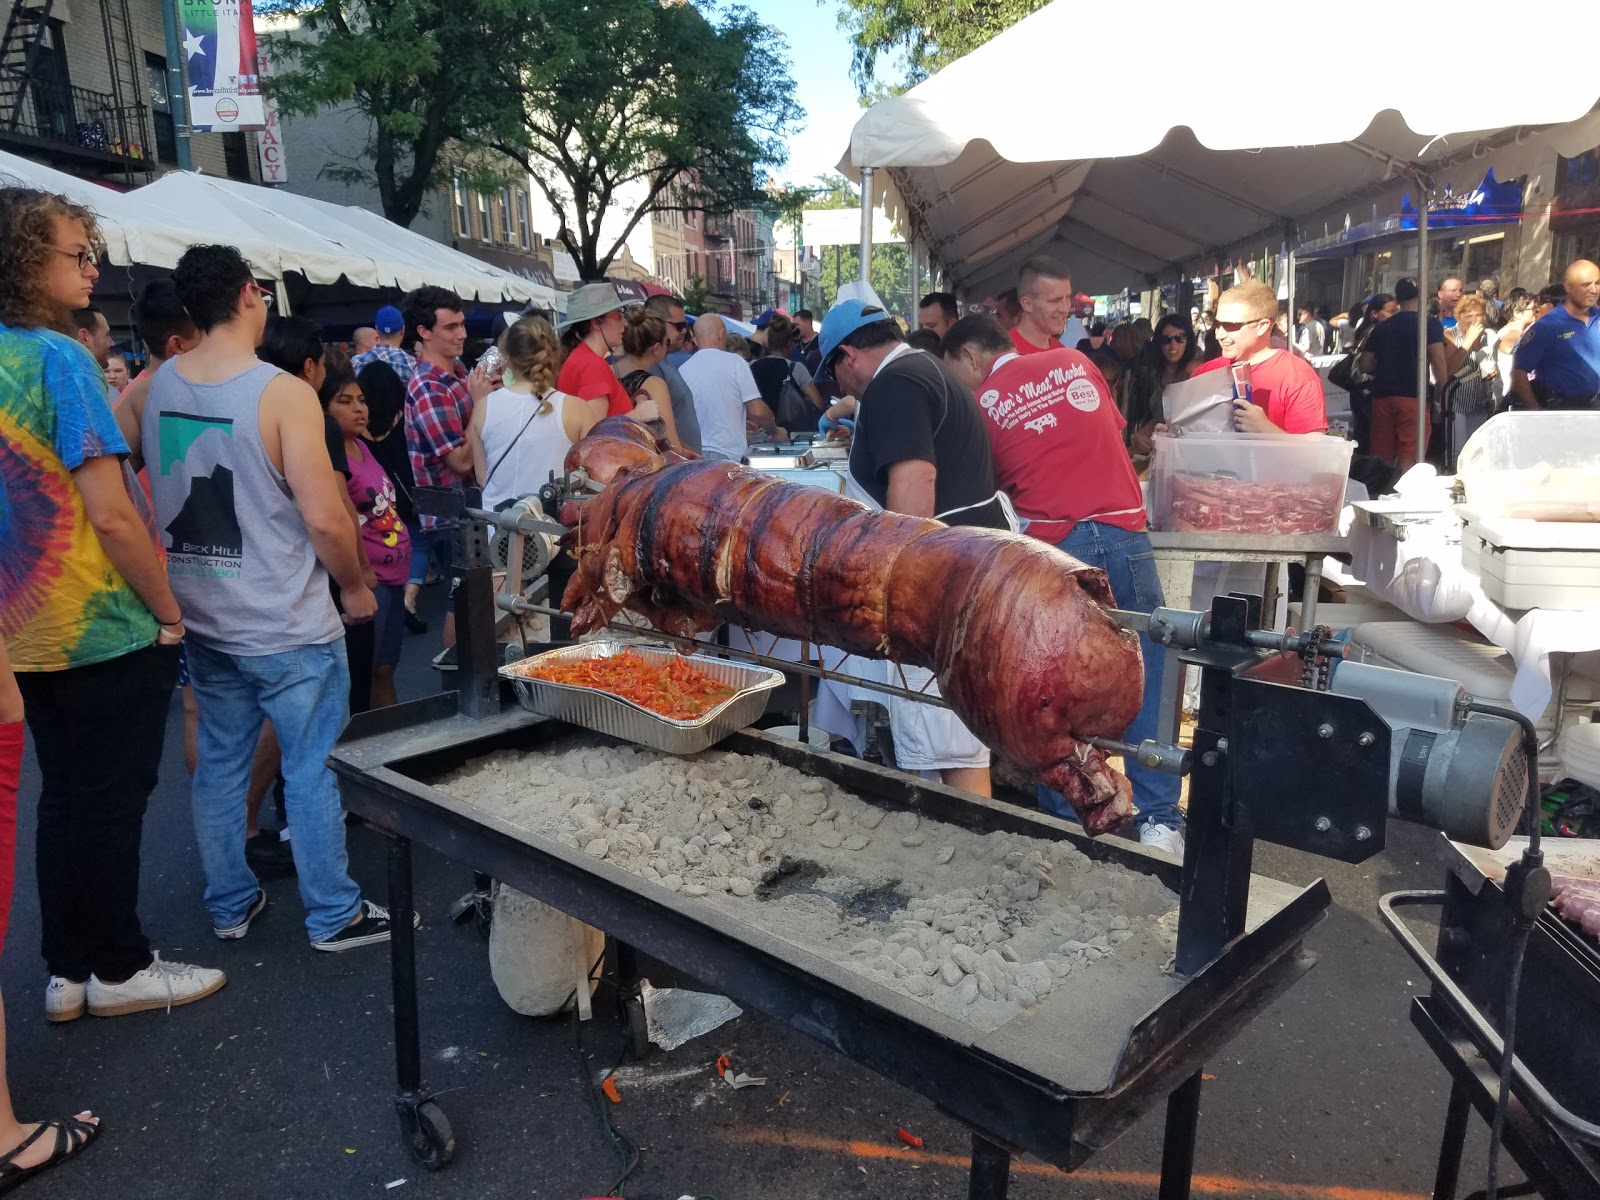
[186, 640, 363, 941]
[1036, 522, 1182, 830]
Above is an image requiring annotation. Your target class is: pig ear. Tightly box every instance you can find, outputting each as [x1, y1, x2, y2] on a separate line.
[1071, 566, 1117, 611]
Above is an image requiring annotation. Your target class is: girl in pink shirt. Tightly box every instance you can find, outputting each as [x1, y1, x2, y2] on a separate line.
[321, 369, 412, 708]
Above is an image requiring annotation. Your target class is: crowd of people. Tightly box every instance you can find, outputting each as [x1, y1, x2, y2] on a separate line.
[2, 165, 1599, 1192]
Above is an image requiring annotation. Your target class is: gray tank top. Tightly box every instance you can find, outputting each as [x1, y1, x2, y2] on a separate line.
[143, 359, 342, 655]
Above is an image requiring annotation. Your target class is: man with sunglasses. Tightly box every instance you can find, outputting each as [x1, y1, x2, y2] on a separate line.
[1191, 280, 1327, 436]
[643, 293, 703, 452]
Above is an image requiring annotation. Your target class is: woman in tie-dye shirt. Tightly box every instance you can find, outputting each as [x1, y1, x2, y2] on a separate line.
[0, 189, 225, 1090]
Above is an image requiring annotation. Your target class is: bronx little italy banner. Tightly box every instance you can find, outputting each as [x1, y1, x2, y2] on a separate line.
[180, 0, 266, 132]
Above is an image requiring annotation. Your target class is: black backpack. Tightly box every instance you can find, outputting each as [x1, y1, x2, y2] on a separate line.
[750, 356, 815, 432]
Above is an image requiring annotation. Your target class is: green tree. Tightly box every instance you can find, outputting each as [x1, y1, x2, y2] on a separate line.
[492, 0, 797, 278]
[262, 0, 530, 228]
[817, 242, 916, 317]
[836, 0, 1049, 93]
[264, 1, 798, 278]
[681, 274, 714, 316]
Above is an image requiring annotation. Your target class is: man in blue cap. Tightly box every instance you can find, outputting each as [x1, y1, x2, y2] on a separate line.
[351, 304, 416, 378]
[817, 297, 1008, 797]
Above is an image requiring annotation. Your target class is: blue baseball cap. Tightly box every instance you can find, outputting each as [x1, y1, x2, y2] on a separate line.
[375, 305, 405, 334]
[817, 299, 892, 367]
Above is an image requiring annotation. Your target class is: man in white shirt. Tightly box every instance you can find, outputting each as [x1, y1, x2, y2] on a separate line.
[678, 313, 782, 460]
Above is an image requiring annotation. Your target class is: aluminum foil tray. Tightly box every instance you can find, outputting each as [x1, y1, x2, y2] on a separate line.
[500, 641, 785, 755]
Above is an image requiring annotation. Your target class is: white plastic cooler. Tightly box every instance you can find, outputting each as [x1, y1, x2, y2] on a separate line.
[1459, 508, 1600, 612]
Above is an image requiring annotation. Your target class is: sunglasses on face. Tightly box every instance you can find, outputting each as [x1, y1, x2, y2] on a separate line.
[1159, 333, 1188, 345]
[1214, 317, 1267, 333]
[670, 320, 689, 331]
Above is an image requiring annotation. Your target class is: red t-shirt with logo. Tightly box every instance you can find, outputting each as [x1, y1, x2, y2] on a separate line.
[978, 348, 1146, 542]
[1191, 351, 1328, 434]
[1009, 327, 1064, 356]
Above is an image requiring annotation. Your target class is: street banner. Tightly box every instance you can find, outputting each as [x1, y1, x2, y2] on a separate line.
[180, 0, 266, 132]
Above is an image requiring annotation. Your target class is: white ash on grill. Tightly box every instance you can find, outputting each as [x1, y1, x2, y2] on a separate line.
[438, 743, 1178, 1032]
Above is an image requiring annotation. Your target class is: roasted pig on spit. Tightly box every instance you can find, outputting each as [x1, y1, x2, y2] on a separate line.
[562, 415, 693, 487]
[559, 447, 1145, 834]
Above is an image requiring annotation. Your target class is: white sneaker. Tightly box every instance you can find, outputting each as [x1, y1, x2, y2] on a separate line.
[1139, 820, 1185, 858]
[86, 952, 227, 1018]
[45, 976, 86, 1023]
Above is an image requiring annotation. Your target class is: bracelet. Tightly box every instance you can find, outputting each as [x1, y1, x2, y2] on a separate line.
[158, 617, 184, 629]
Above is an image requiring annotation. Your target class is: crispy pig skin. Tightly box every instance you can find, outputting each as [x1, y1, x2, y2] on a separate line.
[560, 452, 1143, 832]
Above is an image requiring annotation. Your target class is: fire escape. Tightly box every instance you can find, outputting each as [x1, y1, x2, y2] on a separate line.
[0, 0, 154, 185]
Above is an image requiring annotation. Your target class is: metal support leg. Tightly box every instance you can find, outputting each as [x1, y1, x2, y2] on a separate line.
[1431, 1081, 1471, 1200]
[968, 1133, 1011, 1200]
[388, 835, 455, 1168]
[389, 835, 421, 1097]
[612, 939, 650, 1060]
[1158, 1070, 1205, 1200]
[1300, 554, 1325, 630]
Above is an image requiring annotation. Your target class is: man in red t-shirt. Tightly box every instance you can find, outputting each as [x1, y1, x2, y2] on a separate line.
[943, 314, 1184, 855]
[1189, 280, 1327, 435]
[1008, 255, 1073, 356]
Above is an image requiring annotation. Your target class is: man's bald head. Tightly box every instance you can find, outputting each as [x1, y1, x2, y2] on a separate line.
[353, 326, 378, 354]
[695, 313, 726, 346]
[1564, 259, 1600, 314]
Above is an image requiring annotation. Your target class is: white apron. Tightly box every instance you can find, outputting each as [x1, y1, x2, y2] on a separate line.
[841, 376, 1001, 773]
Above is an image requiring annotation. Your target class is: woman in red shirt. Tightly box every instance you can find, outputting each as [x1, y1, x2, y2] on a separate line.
[556, 282, 642, 421]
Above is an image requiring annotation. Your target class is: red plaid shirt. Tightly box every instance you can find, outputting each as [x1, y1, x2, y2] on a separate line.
[405, 359, 473, 529]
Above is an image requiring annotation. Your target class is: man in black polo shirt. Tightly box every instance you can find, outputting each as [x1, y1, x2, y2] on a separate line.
[816, 300, 1008, 796]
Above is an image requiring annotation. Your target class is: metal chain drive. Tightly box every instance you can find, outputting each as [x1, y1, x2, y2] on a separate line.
[1300, 625, 1335, 692]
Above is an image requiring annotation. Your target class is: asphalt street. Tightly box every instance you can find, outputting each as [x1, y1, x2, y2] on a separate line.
[5, 588, 1500, 1199]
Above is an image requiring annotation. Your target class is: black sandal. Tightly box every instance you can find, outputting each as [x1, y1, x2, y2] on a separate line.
[0, 1116, 101, 1195]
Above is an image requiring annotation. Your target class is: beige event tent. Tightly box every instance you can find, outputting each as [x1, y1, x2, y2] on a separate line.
[839, 0, 1600, 447]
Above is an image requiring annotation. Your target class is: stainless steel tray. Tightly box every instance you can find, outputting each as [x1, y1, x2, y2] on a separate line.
[500, 641, 785, 754]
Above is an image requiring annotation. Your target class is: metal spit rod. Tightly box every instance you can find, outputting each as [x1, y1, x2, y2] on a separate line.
[502, 597, 1191, 776]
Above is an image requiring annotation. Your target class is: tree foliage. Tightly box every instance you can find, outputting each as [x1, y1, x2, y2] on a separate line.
[264, 0, 798, 278]
[835, 0, 1048, 93]
[680, 273, 714, 316]
[263, 0, 527, 228]
[493, 0, 797, 279]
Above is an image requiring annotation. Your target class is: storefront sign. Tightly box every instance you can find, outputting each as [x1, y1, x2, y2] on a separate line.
[1400, 168, 1521, 230]
[181, 0, 266, 132]
[255, 54, 286, 182]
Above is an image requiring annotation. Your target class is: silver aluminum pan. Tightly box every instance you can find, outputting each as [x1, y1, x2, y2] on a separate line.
[500, 641, 785, 755]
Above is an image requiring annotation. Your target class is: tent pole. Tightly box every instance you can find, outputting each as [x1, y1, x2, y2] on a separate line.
[1416, 186, 1429, 466]
[1284, 242, 1296, 355]
[275, 279, 291, 316]
[858, 167, 874, 285]
[907, 236, 920, 318]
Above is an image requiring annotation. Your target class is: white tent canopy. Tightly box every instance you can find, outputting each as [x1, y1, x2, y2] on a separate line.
[842, 1, 1600, 298]
[0, 151, 560, 309]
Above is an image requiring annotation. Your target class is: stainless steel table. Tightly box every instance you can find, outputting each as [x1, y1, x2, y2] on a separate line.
[1146, 531, 1354, 631]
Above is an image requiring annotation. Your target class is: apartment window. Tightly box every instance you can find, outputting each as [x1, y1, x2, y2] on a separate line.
[517, 190, 531, 250]
[145, 52, 176, 164]
[477, 192, 490, 242]
[222, 132, 251, 180]
[452, 177, 469, 237]
[497, 188, 512, 242]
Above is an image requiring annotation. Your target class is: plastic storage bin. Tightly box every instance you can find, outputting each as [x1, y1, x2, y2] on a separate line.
[1456, 411, 1600, 520]
[1148, 432, 1354, 535]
